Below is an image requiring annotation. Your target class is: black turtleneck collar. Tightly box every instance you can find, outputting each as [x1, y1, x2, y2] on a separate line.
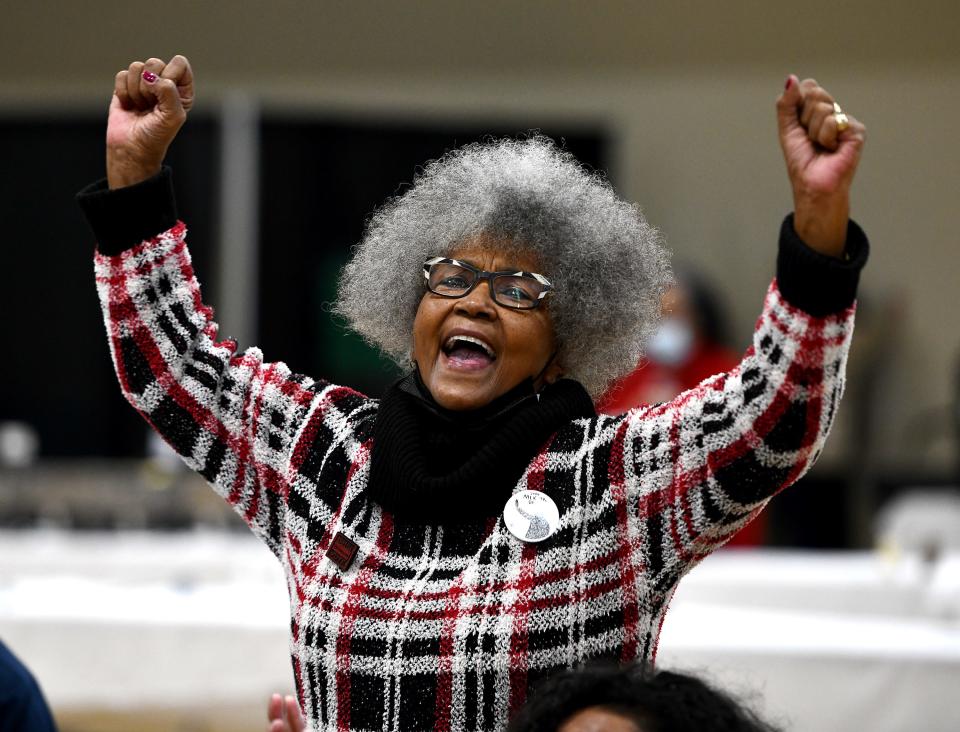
[399, 368, 543, 428]
[368, 370, 595, 523]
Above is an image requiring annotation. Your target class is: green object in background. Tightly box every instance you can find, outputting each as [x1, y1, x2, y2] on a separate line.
[313, 252, 402, 398]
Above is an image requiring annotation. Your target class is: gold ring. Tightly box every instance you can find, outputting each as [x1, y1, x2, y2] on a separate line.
[833, 102, 850, 132]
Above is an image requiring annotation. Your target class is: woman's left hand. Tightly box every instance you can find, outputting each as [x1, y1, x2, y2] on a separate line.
[777, 75, 867, 258]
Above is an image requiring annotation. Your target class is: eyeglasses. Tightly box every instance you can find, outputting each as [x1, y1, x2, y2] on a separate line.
[423, 257, 554, 310]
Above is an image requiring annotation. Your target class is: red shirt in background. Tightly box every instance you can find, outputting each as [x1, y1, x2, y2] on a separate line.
[597, 341, 766, 546]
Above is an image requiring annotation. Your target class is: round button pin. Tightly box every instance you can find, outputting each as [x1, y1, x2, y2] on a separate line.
[503, 490, 560, 543]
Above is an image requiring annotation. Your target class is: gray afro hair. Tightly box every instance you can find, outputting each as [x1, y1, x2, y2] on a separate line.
[335, 135, 673, 399]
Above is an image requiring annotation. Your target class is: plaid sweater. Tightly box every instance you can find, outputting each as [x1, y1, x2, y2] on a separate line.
[80, 169, 867, 732]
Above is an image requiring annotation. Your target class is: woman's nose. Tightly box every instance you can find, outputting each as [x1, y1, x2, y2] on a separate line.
[453, 282, 498, 319]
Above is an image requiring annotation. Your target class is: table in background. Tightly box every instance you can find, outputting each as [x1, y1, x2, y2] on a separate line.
[2, 531, 959, 731]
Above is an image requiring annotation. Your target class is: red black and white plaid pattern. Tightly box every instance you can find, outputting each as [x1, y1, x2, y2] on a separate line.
[95, 222, 855, 732]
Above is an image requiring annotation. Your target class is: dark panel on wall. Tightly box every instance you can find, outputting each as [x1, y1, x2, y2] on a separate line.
[0, 116, 218, 456]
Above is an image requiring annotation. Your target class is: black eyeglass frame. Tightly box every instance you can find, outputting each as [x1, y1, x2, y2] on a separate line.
[423, 256, 554, 310]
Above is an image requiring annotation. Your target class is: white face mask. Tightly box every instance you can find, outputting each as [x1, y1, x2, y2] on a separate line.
[646, 319, 695, 366]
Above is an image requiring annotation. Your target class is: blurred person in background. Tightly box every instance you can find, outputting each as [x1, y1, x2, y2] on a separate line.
[0, 640, 58, 732]
[507, 663, 778, 732]
[598, 272, 739, 414]
[77, 55, 866, 731]
[598, 275, 764, 546]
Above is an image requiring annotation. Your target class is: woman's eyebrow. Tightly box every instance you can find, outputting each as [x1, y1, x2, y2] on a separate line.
[449, 254, 542, 275]
[453, 257, 514, 272]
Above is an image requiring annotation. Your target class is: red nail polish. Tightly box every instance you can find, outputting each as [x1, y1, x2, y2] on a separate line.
[142, 71, 158, 84]
[784, 76, 793, 90]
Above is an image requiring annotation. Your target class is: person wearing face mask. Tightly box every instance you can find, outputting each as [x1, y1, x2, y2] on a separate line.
[599, 275, 741, 413]
[78, 56, 866, 732]
[597, 276, 770, 545]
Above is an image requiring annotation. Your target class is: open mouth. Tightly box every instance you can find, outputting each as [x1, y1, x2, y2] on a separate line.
[441, 335, 497, 370]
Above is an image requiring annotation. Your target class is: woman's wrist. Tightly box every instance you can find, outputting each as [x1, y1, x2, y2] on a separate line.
[791, 193, 850, 259]
[107, 149, 163, 190]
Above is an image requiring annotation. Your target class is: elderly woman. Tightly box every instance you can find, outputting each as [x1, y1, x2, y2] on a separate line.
[78, 56, 866, 732]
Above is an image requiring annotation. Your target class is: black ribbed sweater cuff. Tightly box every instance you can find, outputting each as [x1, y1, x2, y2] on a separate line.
[776, 213, 869, 316]
[76, 167, 178, 256]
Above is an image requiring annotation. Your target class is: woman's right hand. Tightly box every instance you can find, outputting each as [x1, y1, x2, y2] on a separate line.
[106, 55, 194, 189]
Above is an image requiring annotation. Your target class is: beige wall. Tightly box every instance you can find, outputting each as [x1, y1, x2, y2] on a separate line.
[5, 1, 959, 472]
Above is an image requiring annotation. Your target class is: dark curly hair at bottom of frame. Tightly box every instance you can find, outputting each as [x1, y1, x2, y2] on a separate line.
[507, 663, 781, 732]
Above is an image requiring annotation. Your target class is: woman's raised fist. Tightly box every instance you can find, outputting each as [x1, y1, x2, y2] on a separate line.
[106, 55, 194, 189]
[776, 75, 867, 257]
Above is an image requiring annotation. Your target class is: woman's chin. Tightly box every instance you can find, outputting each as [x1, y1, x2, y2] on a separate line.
[429, 380, 496, 411]
[429, 366, 498, 411]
